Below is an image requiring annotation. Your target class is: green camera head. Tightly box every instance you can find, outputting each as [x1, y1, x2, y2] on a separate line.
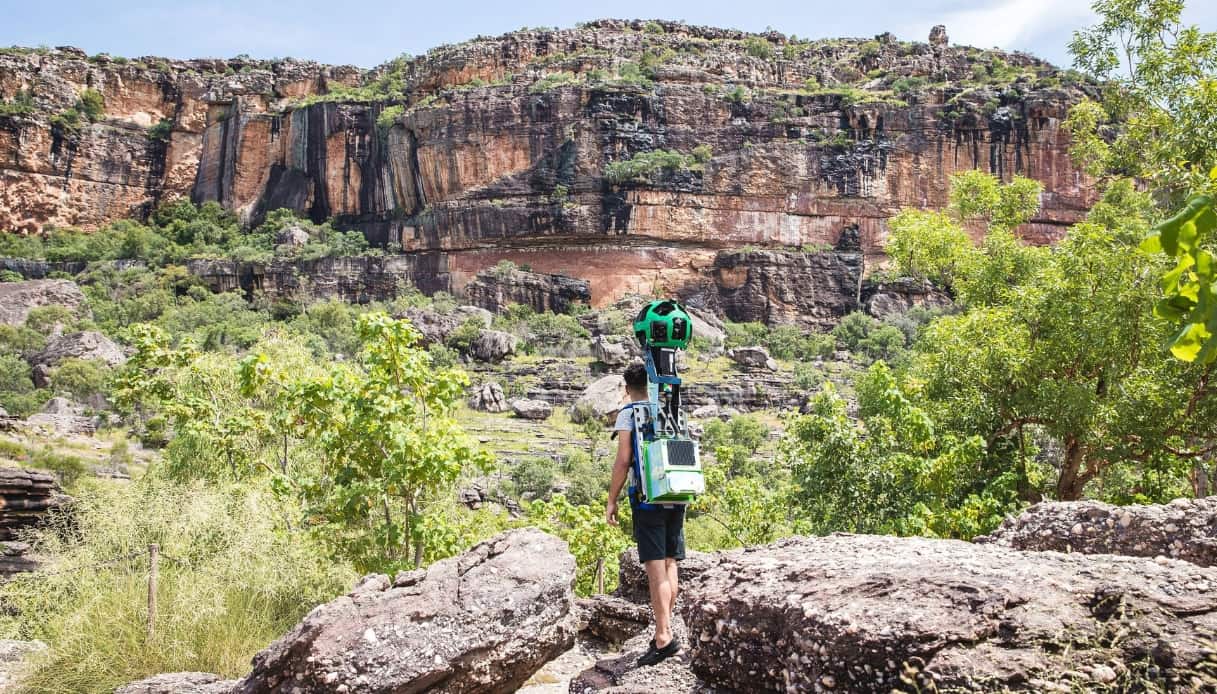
[633, 299, 692, 349]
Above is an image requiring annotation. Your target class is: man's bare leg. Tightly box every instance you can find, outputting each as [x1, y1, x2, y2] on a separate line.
[644, 559, 673, 648]
[665, 558, 679, 621]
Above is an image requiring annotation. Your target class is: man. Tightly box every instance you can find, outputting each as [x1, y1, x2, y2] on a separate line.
[606, 362, 684, 667]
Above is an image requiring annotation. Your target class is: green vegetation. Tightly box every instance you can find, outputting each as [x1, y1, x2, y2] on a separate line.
[528, 71, 580, 94]
[1066, 0, 1217, 201]
[1140, 187, 1217, 363]
[0, 201, 367, 265]
[375, 104, 404, 133]
[743, 36, 774, 60]
[5, 478, 353, 693]
[146, 118, 173, 142]
[0, 90, 34, 118]
[603, 147, 710, 185]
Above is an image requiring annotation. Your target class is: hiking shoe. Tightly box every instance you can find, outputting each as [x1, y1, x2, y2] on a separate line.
[637, 637, 680, 667]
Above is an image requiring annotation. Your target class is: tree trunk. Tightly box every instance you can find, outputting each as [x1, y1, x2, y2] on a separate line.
[1056, 438, 1087, 501]
[1192, 461, 1209, 498]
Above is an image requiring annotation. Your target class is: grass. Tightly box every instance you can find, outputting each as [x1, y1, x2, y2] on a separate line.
[5, 476, 354, 694]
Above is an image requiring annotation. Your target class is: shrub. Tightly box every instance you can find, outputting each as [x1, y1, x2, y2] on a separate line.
[528, 71, 580, 94]
[510, 456, 559, 500]
[28, 447, 88, 488]
[445, 317, 484, 354]
[78, 88, 105, 122]
[375, 104, 404, 134]
[859, 40, 881, 58]
[0, 90, 34, 118]
[744, 36, 774, 60]
[642, 21, 665, 34]
[146, 119, 173, 142]
[603, 149, 705, 185]
[0, 270, 22, 282]
[49, 358, 112, 402]
[50, 108, 82, 134]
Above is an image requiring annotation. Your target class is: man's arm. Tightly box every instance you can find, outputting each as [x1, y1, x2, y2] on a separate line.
[606, 431, 632, 525]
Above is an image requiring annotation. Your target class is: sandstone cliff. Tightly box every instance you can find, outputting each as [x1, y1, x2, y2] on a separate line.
[1, 20, 1098, 309]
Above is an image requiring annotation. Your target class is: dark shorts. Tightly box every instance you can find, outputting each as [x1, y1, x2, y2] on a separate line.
[631, 505, 686, 562]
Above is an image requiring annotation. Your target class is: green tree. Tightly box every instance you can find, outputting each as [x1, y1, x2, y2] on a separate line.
[527, 494, 629, 595]
[1066, 0, 1217, 201]
[267, 313, 491, 573]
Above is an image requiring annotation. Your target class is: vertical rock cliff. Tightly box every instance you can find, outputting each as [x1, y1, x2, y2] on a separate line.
[0, 20, 1099, 310]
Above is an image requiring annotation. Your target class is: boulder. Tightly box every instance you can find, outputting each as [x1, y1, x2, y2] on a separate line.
[25, 397, 95, 435]
[0, 466, 64, 543]
[977, 497, 1217, 567]
[235, 528, 577, 694]
[672, 534, 1217, 692]
[930, 24, 949, 47]
[30, 330, 127, 368]
[0, 279, 88, 326]
[690, 404, 719, 419]
[0, 640, 48, 691]
[464, 266, 591, 314]
[397, 306, 492, 345]
[273, 225, 311, 247]
[469, 329, 519, 363]
[590, 336, 631, 367]
[862, 277, 953, 320]
[687, 307, 725, 344]
[570, 375, 624, 424]
[727, 345, 776, 371]
[116, 672, 237, 694]
[469, 381, 509, 413]
[575, 595, 651, 645]
[709, 246, 863, 330]
[511, 398, 553, 420]
[615, 547, 715, 605]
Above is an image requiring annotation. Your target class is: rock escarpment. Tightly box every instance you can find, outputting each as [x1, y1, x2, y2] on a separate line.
[978, 497, 1217, 567]
[2, 21, 1097, 311]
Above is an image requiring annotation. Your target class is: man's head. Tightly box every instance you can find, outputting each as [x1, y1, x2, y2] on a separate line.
[623, 362, 648, 400]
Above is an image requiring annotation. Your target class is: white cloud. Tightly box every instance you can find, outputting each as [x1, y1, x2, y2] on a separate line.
[905, 0, 1095, 53]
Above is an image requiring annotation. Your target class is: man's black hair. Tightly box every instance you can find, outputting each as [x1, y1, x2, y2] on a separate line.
[623, 362, 648, 390]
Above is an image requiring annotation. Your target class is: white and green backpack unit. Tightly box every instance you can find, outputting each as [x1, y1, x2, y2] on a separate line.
[626, 300, 705, 509]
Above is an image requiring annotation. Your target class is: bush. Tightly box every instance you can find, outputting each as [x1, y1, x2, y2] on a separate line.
[78, 88, 105, 122]
[28, 447, 88, 488]
[0, 90, 34, 118]
[445, 317, 484, 354]
[0, 353, 46, 416]
[49, 358, 112, 402]
[642, 21, 665, 34]
[4, 477, 354, 694]
[603, 149, 704, 185]
[510, 456, 559, 500]
[147, 118, 173, 142]
[831, 311, 908, 361]
[528, 71, 580, 94]
[744, 36, 774, 60]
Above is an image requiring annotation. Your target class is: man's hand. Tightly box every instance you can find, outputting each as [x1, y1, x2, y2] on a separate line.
[606, 499, 619, 526]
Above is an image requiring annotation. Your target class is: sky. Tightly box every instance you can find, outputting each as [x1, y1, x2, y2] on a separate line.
[1, 0, 1214, 69]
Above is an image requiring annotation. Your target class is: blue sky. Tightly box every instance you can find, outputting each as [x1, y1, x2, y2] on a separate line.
[1, 0, 1213, 69]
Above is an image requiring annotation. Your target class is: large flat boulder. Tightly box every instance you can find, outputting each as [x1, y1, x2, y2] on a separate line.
[0, 279, 87, 326]
[234, 528, 577, 693]
[570, 375, 624, 424]
[977, 497, 1217, 567]
[30, 330, 127, 368]
[675, 534, 1217, 692]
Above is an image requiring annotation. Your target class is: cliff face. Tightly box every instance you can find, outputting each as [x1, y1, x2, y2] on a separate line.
[0, 21, 1098, 310]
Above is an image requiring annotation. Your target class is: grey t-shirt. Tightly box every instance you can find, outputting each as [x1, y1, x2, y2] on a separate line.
[614, 401, 648, 433]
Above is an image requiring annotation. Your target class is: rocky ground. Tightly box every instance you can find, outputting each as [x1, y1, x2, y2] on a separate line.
[113, 497, 1217, 693]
